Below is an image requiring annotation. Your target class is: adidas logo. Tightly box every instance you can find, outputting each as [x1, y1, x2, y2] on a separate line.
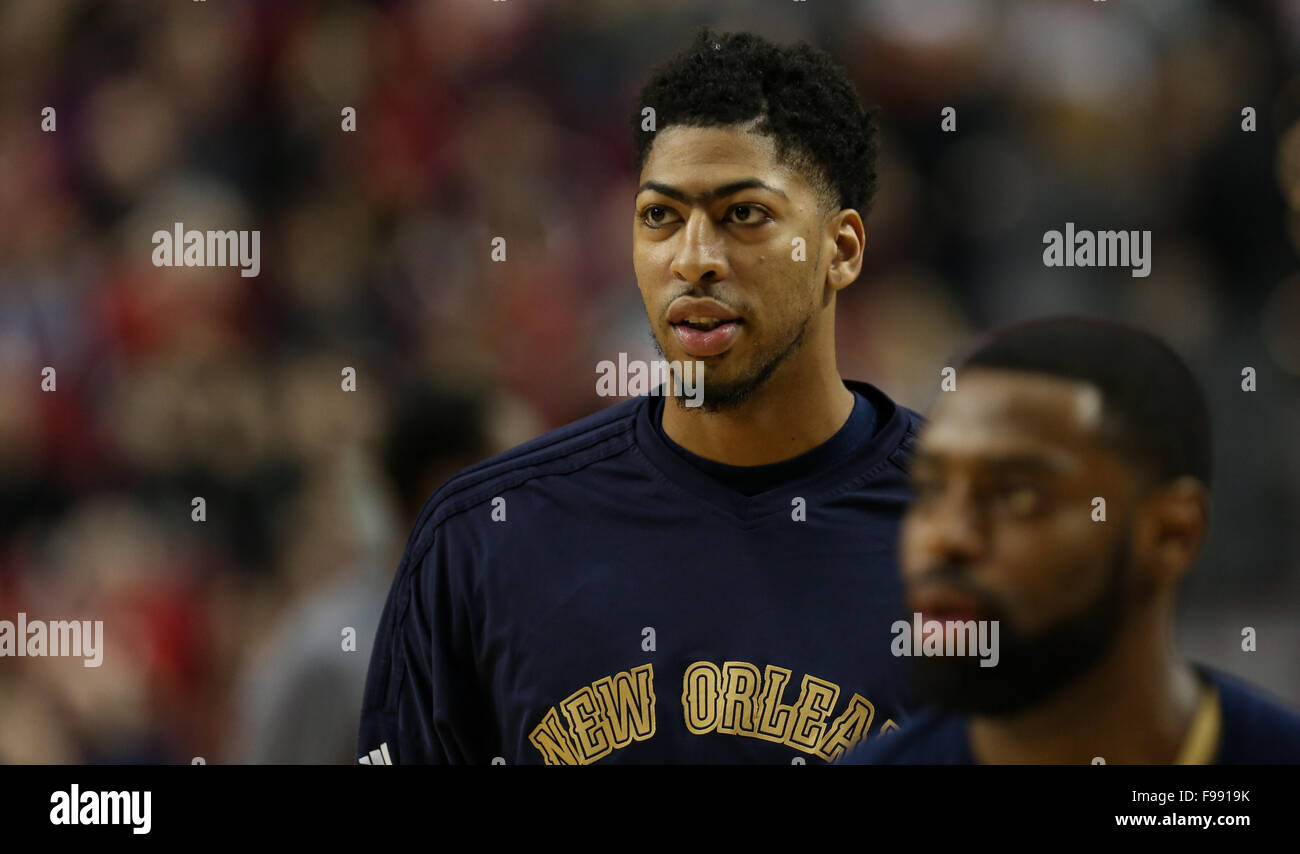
[358, 742, 393, 765]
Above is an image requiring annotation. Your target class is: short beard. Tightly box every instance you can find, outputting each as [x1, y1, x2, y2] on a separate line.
[906, 525, 1133, 718]
[652, 313, 811, 413]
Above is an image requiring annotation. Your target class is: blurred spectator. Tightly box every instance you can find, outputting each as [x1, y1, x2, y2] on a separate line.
[232, 381, 498, 764]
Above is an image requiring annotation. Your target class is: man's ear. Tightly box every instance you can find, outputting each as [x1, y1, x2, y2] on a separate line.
[825, 208, 864, 294]
[1139, 476, 1211, 585]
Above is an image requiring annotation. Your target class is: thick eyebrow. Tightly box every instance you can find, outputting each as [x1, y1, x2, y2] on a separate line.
[635, 178, 789, 205]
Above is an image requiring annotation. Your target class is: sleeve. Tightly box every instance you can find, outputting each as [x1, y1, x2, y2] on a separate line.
[356, 523, 495, 764]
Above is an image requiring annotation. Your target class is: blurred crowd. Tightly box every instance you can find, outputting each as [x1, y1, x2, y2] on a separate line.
[0, 0, 1298, 762]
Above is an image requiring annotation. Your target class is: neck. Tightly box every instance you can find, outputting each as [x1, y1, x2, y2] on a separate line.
[968, 618, 1201, 764]
[660, 354, 854, 466]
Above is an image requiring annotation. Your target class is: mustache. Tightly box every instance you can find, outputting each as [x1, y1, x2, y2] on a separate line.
[908, 564, 1006, 617]
[667, 285, 746, 312]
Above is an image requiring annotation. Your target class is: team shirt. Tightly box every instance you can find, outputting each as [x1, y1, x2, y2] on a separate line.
[840, 663, 1300, 764]
[358, 379, 923, 764]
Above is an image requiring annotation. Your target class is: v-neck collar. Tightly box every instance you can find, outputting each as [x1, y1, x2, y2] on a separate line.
[632, 378, 916, 525]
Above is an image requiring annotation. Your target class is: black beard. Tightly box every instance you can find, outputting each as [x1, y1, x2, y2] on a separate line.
[652, 313, 810, 413]
[906, 526, 1132, 718]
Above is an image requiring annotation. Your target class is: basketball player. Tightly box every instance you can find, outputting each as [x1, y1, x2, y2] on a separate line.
[359, 27, 922, 764]
[844, 317, 1300, 764]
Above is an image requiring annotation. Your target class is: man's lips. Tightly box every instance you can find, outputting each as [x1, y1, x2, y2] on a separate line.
[909, 587, 987, 623]
[671, 320, 742, 357]
[667, 297, 744, 357]
[666, 297, 741, 325]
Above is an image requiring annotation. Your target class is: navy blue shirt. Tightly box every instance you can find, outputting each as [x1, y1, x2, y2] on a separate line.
[840, 663, 1300, 764]
[358, 379, 922, 764]
[654, 391, 877, 497]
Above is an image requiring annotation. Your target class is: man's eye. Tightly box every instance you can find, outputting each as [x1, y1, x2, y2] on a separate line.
[727, 204, 770, 224]
[996, 486, 1044, 516]
[640, 205, 679, 227]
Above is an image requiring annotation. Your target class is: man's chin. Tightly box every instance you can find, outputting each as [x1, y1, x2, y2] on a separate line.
[669, 374, 762, 413]
[653, 318, 807, 412]
[907, 636, 1114, 719]
[909, 660, 1056, 718]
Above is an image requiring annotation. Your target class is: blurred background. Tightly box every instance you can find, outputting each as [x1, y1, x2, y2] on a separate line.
[1, 0, 1298, 763]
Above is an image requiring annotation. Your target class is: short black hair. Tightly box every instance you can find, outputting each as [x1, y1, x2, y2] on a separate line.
[631, 27, 879, 217]
[959, 316, 1213, 490]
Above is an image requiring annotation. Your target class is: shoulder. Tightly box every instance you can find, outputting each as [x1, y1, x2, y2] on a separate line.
[847, 379, 926, 431]
[398, 395, 647, 566]
[1199, 664, 1300, 763]
[844, 378, 926, 475]
[839, 710, 970, 765]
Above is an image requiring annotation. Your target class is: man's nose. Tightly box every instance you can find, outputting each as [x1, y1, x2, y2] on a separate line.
[923, 485, 988, 567]
[671, 210, 729, 283]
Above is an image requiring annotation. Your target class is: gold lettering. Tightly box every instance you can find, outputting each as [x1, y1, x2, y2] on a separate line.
[592, 664, 656, 747]
[718, 661, 762, 735]
[682, 661, 723, 734]
[787, 675, 840, 752]
[529, 707, 582, 765]
[560, 686, 614, 763]
[754, 665, 796, 743]
[815, 694, 875, 761]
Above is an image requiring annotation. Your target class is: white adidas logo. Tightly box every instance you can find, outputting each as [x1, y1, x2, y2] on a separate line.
[358, 742, 393, 765]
